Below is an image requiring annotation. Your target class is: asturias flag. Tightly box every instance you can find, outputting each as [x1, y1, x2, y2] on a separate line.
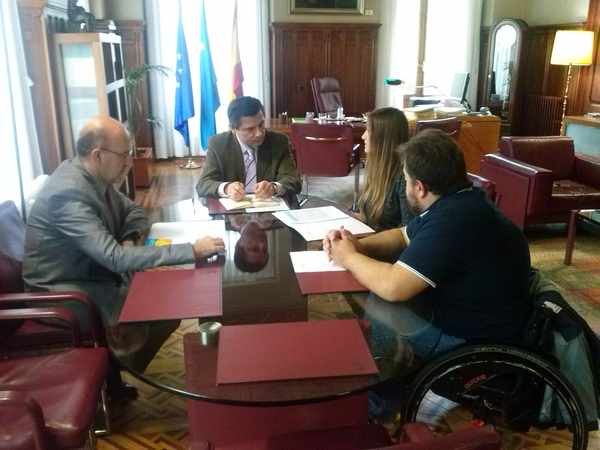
[173, 14, 194, 148]
[231, 0, 244, 99]
[199, 0, 220, 149]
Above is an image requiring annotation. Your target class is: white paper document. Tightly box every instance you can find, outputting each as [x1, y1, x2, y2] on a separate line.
[290, 251, 345, 273]
[274, 206, 374, 241]
[147, 220, 226, 245]
[218, 195, 289, 212]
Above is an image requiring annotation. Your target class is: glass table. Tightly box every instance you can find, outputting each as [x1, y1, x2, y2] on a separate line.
[120, 195, 406, 404]
[119, 195, 406, 447]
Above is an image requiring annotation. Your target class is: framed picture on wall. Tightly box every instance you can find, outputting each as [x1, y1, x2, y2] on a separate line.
[290, 0, 365, 15]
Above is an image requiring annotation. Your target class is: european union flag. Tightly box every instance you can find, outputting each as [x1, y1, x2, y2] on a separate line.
[199, 0, 220, 149]
[174, 16, 194, 148]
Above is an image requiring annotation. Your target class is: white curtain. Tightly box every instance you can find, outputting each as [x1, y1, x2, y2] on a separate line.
[0, 0, 43, 217]
[375, 0, 421, 109]
[145, 0, 270, 159]
[423, 0, 482, 107]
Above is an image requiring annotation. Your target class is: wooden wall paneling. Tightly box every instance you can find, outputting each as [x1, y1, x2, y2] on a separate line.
[18, 0, 68, 173]
[270, 23, 379, 117]
[116, 20, 152, 148]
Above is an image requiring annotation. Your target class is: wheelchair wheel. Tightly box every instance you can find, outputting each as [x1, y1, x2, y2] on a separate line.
[403, 345, 588, 450]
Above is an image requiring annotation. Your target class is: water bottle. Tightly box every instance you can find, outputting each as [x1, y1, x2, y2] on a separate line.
[336, 106, 344, 120]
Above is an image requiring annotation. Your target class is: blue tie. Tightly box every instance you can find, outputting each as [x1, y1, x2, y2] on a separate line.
[244, 148, 256, 193]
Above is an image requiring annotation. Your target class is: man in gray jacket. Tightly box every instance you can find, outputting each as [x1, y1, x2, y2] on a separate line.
[23, 116, 224, 377]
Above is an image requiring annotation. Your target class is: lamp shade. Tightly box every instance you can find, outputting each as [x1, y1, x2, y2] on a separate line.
[551, 30, 595, 66]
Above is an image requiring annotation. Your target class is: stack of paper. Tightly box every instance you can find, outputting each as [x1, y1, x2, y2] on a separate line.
[146, 220, 226, 246]
[290, 251, 368, 294]
[219, 195, 289, 213]
[273, 206, 374, 241]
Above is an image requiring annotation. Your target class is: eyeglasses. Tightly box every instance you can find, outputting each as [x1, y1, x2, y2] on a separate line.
[99, 147, 134, 159]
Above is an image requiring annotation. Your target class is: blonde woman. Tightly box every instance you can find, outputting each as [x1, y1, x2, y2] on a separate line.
[359, 107, 414, 230]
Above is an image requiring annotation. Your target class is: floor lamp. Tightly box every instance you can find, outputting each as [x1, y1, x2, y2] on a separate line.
[550, 30, 594, 135]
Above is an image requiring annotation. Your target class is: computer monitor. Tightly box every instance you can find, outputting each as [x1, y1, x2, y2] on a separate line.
[450, 72, 470, 107]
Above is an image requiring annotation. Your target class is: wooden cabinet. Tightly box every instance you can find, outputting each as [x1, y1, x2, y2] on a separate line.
[270, 23, 380, 117]
[54, 32, 127, 158]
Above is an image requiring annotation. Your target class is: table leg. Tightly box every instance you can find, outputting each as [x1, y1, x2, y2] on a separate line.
[564, 210, 578, 265]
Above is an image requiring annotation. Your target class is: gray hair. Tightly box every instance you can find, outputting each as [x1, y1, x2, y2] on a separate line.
[76, 127, 105, 157]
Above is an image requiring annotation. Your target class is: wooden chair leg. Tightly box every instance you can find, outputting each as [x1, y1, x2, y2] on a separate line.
[564, 210, 578, 265]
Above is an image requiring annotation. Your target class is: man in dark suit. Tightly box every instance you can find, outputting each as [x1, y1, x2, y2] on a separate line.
[196, 96, 301, 200]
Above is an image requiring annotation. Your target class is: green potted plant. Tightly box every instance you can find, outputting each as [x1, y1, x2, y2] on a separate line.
[125, 64, 169, 187]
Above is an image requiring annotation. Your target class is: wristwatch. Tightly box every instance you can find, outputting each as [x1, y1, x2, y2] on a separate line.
[270, 182, 279, 195]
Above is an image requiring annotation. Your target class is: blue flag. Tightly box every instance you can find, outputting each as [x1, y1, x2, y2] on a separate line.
[199, 0, 220, 149]
[174, 15, 194, 148]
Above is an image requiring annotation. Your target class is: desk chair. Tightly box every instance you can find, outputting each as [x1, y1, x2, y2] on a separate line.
[290, 122, 360, 210]
[415, 117, 461, 139]
[311, 77, 343, 114]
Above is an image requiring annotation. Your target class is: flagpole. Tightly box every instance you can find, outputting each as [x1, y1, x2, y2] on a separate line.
[175, 0, 201, 170]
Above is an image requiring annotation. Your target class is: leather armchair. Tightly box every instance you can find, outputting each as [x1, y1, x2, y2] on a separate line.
[480, 136, 600, 228]
[310, 77, 343, 114]
[291, 122, 360, 208]
[0, 306, 109, 449]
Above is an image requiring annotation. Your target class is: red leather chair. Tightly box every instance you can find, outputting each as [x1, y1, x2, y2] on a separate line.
[290, 122, 360, 208]
[217, 422, 501, 450]
[480, 136, 600, 228]
[415, 117, 461, 139]
[0, 305, 109, 449]
[310, 77, 343, 114]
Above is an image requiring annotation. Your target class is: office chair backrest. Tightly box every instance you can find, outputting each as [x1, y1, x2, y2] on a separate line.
[291, 123, 354, 177]
[310, 77, 343, 114]
[415, 117, 461, 138]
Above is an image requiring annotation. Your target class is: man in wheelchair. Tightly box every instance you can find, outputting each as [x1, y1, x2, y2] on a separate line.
[324, 130, 599, 448]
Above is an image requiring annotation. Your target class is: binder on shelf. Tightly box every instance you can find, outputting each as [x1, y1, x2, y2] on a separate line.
[119, 267, 222, 323]
[216, 319, 378, 384]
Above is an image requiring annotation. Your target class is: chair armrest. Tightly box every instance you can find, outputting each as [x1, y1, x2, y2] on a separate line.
[0, 307, 81, 346]
[0, 390, 48, 450]
[483, 153, 553, 177]
[481, 153, 554, 221]
[0, 291, 102, 345]
[574, 154, 600, 190]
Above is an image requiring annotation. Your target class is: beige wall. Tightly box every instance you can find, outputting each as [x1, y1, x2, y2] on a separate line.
[106, 0, 144, 20]
[482, 0, 588, 27]
[525, 0, 588, 26]
[270, 0, 380, 23]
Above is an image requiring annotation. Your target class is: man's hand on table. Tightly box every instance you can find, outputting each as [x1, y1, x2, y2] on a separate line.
[254, 180, 275, 199]
[225, 182, 245, 201]
[322, 227, 362, 267]
[193, 236, 225, 260]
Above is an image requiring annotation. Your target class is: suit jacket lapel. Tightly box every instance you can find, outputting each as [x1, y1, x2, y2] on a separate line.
[230, 131, 245, 182]
[256, 132, 271, 182]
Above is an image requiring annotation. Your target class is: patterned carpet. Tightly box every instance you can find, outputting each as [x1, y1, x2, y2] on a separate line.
[97, 162, 599, 449]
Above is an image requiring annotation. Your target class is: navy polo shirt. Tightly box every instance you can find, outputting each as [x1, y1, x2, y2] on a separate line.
[397, 187, 531, 342]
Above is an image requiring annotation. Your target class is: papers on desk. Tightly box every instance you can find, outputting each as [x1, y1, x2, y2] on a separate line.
[290, 251, 345, 272]
[273, 206, 374, 241]
[289, 251, 368, 294]
[146, 220, 226, 245]
[218, 195, 289, 213]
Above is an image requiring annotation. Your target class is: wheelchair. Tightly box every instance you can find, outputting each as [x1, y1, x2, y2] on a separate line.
[396, 283, 598, 450]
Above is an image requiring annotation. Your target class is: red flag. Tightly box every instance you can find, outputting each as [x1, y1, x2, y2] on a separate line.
[231, 0, 244, 99]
